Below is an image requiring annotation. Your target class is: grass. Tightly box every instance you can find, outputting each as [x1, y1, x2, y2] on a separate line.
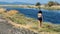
[3, 13, 60, 32]
[41, 6, 60, 10]
[0, 9, 60, 34]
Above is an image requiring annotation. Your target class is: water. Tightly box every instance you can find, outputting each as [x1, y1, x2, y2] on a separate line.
[5, 7, 60, 24]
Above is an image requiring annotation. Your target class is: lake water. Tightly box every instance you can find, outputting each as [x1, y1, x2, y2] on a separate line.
[5, 7, 60, 24]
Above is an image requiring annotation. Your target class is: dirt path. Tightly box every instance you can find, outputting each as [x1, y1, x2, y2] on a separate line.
[0, 17, 38, 34]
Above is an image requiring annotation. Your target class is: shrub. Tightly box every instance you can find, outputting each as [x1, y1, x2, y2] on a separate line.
[6, 10, 19, 16]
[0, 8, 6, 14]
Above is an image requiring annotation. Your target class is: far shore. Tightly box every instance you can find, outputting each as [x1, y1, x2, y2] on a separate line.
[0, 5, 60, 10]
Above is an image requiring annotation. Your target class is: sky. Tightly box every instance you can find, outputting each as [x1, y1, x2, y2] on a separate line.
[0, 0, 60, 4]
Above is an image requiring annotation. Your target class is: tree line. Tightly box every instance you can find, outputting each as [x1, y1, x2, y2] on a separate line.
[35, 1, 60, 7]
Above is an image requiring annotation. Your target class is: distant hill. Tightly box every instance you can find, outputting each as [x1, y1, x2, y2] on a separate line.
[0, 2, 34, 5]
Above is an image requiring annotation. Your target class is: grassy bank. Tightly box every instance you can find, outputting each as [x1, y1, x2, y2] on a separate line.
[41, 6, 60, 10]
[7, 13, 60, 32]
[0, 8, 60, 34]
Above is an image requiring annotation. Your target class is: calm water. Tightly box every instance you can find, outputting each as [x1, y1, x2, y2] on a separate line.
[5, 7, 60, 24]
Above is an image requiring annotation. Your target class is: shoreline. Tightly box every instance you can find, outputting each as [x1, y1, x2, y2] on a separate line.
[0, 5, 60, 10]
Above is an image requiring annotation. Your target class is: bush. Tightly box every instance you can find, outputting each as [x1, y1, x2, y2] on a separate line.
[6, 10, 18, 16]
[0, 8, 6, 14]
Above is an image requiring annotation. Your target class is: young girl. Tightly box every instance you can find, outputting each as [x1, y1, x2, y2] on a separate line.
[38, 10, 42, 27]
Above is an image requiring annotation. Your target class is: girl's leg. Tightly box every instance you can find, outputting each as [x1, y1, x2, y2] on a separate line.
[40, 20, 42, 27]
[38, 20, 41, 28]
[38, 20, 42, 28]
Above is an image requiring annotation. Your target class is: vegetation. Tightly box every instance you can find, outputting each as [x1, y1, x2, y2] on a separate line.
[38, 1, 60, 10]
[35, 2, 41, 6]
[35, 2, 41, 9]
[4, 13, 60, 33]
[6, 10, 18, 16]
[47, 1, 60, 7]
[0, 8, 60, 34]
[41, 6, 60, 10]
[0, 8, 6, 14]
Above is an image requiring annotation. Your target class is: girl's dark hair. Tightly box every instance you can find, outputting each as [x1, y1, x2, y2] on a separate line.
[38, 10, 42, 13]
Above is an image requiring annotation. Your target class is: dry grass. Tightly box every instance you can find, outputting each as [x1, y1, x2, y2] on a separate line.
[0, 8, 60, 34]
